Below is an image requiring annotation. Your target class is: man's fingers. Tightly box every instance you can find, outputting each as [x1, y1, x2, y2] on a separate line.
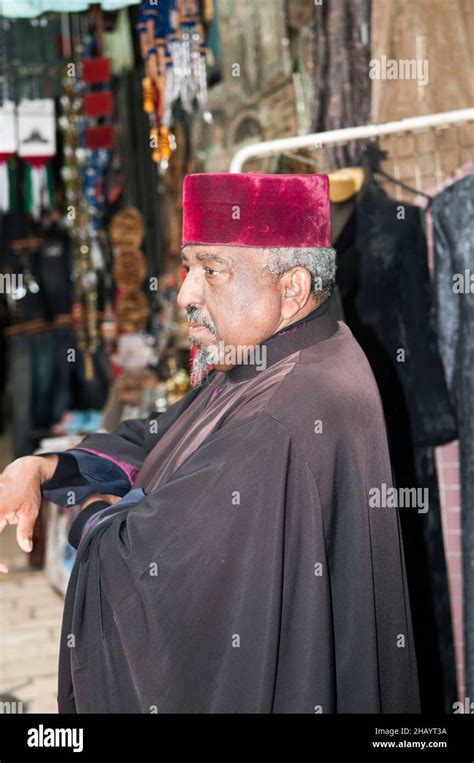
[0, 562, 9, 574]
[16, 512, 35, 553]
[0, 512, 19, 534]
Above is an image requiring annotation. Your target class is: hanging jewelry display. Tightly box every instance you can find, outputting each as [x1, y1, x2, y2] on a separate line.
[82, 53, 114, 241]
[59, 20, 104, 381]
[81, 53, 113, 295]
[59, 63, 98, 381]
[137, 0, 213, 172]
[58, 5, 118, 381]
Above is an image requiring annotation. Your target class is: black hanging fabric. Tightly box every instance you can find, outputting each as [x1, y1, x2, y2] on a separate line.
[355, 182, 457, 448]
[112, 69, 164, 278]
[334, 180, 458, 712]
[311, 0, 372, 167]
[431, 174, 474, 698]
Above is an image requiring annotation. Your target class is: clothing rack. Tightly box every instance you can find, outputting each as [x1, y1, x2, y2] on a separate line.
[229, 108, 474, 174]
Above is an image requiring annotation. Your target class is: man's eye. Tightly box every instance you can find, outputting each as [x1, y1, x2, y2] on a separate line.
[205, 268, 219, 277]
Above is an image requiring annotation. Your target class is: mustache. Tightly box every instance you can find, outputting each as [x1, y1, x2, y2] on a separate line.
[186, 307, 218, 337]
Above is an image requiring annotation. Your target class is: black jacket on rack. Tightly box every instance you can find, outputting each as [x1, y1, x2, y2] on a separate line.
[431, 173, 474, 697]
[334, 180, 458, 713]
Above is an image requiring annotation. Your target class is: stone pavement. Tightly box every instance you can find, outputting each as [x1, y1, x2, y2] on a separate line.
[0, 559, 62, 714]
[0, 432, 63, 714]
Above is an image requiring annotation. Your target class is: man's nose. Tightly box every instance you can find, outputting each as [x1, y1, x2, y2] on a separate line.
[177, 269, 204, 311]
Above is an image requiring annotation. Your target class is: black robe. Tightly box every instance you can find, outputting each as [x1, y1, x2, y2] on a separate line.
[57, 303, 420, 713]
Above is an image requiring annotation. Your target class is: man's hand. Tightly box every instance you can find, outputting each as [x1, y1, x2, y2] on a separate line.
[0, 455, 58, 568]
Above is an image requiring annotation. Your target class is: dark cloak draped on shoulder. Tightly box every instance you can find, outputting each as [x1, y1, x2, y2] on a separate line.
[58, 303, 420, 713]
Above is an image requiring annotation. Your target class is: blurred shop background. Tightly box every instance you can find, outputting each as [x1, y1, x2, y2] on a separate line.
[0, 0, 473, 715]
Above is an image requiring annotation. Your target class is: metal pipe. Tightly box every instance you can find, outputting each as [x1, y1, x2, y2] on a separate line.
[229, 108, 474, 173]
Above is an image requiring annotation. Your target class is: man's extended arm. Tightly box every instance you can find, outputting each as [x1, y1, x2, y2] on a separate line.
[0, 454, 58, 552]
[0, 382, 205, 559]
[0, 414, 152, 556]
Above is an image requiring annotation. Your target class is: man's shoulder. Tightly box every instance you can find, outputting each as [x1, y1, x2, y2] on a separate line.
[264, 322, 385, 436]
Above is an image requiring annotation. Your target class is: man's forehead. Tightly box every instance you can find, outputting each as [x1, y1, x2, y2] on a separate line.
[181, 245, 231, 258]
[181, 245, 262, 264]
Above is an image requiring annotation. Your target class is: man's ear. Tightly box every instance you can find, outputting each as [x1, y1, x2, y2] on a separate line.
[280, 267, 313, 319]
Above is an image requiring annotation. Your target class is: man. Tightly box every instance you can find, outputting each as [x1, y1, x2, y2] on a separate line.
[0, 173, 420, 713]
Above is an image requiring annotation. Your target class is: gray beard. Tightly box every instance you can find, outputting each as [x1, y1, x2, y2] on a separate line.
[190, 345, 215, 386]
[186, 307, 219, 386]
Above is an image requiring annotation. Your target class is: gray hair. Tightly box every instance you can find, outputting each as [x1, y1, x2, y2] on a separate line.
[262, 247, 336, 299]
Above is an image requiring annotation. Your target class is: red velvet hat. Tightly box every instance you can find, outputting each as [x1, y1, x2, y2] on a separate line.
[182, 172, 331, 248]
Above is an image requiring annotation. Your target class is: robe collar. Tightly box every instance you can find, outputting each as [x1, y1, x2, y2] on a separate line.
[223, 296, 338, 384]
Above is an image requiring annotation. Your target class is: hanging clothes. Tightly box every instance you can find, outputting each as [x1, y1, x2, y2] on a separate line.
[431, 173, 474, 698]
[356, 182, 457, 448]
[334, 180, 458, 712]
[310, 0, 372, 167]
[414, 161, 474, 702]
